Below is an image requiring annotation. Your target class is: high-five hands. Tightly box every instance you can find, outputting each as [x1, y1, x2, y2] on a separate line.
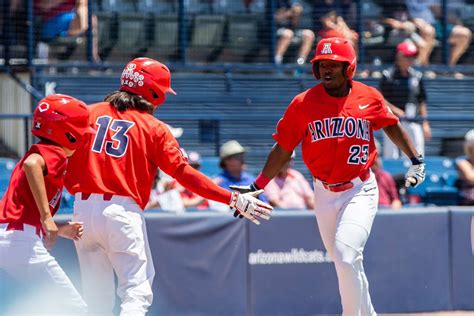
[229, 190, 273, 225]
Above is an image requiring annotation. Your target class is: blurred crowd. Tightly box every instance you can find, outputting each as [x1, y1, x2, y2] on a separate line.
[1, 0, 473, 76]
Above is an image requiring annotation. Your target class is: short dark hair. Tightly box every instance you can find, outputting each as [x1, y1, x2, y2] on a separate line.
[104, 91, 155, 114]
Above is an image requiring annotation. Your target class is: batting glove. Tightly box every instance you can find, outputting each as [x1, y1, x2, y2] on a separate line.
[229, 182, 260, 218]
[229, 190, 273, 225]
[405, 155, 426, 188]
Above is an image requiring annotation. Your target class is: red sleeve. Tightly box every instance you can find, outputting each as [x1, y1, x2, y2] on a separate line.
[366, 88, 399, 130]
[173, 164, 232, 205]
[153, 123, 188, 178]
[272, 96, 306, 152]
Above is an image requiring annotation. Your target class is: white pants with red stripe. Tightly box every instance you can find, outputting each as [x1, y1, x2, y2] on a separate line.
[73, 193, 155, 316]
[0, 223, 87, 314]
[313, 172, 378, 316]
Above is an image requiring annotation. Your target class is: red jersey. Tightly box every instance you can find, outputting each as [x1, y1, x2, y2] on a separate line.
[0, 142, 67, 229]
[65, 102, 189, 209]
[273, 81, 398, 184]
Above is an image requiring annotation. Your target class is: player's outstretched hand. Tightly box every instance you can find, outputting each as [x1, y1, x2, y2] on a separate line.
[58, 222, 84, 241]
[405, 161, 426, 188]
[229, 182, 259, 193]
[41, 216, 59, 251]
[229, 182, 260, 218]
[229, 190, 273, 225]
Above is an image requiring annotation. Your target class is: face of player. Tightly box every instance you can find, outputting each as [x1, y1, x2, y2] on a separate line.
[319, 60, 348, 96]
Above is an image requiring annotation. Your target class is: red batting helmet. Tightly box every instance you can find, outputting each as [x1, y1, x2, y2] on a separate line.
[32, 94, 92, 150]
[119, 57, 176, 107]
[311, 37, 357, 80]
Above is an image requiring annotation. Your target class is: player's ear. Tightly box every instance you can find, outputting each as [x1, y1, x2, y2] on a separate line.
[343, 63, 349, 79]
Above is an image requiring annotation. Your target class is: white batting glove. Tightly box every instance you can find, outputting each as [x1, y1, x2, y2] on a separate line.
[229, 190, 273, 225]
[405, 156, 426, 188]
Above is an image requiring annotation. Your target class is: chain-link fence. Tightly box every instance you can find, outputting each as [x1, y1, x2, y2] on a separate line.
[1, 0, 474, 71]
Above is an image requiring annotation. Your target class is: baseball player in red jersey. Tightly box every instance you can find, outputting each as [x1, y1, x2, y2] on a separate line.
[0, 94, 92, 314]
[231, 38, 426, 315]
[64, 57, 272, 316]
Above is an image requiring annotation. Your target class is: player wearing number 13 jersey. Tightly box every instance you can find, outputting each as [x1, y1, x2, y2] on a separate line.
[230, 38, 426, 316]
[64, 58, 272, 316]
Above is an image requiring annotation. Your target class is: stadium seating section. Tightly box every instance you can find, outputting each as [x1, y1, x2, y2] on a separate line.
[19, 74, 471, 211]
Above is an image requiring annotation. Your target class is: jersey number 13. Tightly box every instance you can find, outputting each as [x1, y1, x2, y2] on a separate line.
[92, 116, 135, 157]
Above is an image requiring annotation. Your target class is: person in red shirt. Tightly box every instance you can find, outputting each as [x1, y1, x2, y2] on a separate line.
[231, 37, 425, 315]
[64, 57, 272, 316]
[0, 94, 92, 314]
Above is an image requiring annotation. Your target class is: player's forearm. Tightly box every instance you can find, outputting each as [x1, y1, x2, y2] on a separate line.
[384, 99, 404, 117]
[174, 164, 232, 204]
[259, 144, 293, 185]
[56, 223, 68, 238]
[23, 154, 52, 221]
[383, 123, 420, 159]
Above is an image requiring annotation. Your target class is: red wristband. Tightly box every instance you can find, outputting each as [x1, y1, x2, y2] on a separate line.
[255, 172, 271, 189]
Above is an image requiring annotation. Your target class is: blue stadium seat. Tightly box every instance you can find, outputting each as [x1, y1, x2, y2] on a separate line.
[424, 156, 455, 173]
[188, 15, 226, 61]
[425, 186, 459, 206]
[0, 158, 17, 172]
[200, 156, 220, 178]
[381, 158, 411, 176]
[441, 170, 459, 187]
[147, 14, 179, 60]
[407, 172, 445, 197]
[0, 178, 10, 192]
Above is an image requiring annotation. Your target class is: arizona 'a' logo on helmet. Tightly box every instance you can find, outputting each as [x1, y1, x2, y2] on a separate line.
[311, 37, 357, 80]
[321, 43, 332, 55]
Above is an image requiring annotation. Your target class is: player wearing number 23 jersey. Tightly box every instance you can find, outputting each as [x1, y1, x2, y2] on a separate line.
[274, 80, 398, 183]
[64, 58, 272, 316]
[230, 38, 426, 316]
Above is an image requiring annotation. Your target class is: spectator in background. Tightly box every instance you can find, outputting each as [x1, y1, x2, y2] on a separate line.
[274, 0, 315, 65]
[173, 151, 210, 210]
[373, 140, 402, 209]
[312, 0, 358, 51]
[214, 140, 267, 203]
[145, 124, 186, 212]
[456, 129, 474, 206]
[34, 0, 99, 61]
[406, 0, 472, 75]
[404, 0, 437, 66]
[429, 0, 472, 76]
[376, 0, 427, 61]
[264, 151, 314, 210]
[380, 41, 432, 159]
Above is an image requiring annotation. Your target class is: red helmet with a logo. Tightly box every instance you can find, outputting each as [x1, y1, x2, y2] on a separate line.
[32, 94, 92, 150]
[311, 37, 357, 79]
[119, 57, 176, 107]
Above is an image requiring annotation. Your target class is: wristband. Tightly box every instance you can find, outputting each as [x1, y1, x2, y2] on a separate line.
[410, 155, 424, 165]
[254, 172, 271, 189]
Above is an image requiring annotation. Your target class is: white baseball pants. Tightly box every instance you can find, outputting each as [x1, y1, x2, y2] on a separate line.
[313, 172, 378, 316]
[73, 194, 155, 316]
[0, 223, 87, 314]
[383, 121, 424, 159]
